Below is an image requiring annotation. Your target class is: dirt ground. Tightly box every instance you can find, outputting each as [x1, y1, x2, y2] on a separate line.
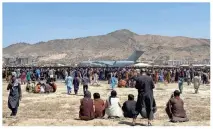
[2, 80, 210, 126]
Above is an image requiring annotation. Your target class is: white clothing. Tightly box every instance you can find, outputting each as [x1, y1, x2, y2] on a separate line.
[106, 97, 123, 117]
[12, 72, 17, 78]
[40, 86, 45, 93]
[193, 76, 201, 89]
[92, 73, 99, 85]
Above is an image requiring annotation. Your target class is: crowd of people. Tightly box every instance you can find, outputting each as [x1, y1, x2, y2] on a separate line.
[3, 67, 210, 85]
[3, 67, 210, 94]
[3, 66, 210, 126]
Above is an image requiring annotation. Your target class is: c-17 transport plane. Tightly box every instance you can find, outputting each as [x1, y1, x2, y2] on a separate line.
[78, 50, 144, 67]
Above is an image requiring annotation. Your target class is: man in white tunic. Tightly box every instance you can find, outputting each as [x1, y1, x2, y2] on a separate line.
[193, 72, 201, 94]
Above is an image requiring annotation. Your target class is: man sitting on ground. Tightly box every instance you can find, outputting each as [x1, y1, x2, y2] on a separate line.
[93, 93, 105, 118]
[122, 94, 137, 118]
[165, 90, 189, 123]
[105, 90, 123, 118]
[26, 81, 35, 93]
[79, 91, 95, 120]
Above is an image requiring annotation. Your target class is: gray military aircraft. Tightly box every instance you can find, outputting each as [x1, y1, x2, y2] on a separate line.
[78, 50, 144, 67]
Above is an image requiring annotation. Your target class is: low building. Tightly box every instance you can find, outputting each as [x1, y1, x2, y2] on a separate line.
[167, 60, 188, 66]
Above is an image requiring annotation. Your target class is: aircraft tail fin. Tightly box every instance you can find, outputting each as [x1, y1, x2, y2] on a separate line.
[126, 50, 144, 62]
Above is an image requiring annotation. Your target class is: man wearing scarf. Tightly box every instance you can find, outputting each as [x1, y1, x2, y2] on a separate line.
[79, 91, 95, 120]
[7, 76, 22, 117]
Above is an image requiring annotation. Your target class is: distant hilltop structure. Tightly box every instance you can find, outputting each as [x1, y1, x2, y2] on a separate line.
[3, 57, 38, 67]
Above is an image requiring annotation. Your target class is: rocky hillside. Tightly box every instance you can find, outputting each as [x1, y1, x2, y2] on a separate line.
[3, 29, 210, 65]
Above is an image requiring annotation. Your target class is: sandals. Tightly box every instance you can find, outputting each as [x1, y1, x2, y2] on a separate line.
[148, 122, 152, 126]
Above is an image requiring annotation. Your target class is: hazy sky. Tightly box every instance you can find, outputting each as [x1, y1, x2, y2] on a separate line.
[3, 3, 210, 47]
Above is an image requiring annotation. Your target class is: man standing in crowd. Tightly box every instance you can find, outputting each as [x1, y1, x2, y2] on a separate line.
[36, 68, 41, 81]
[7, 76, 22, 117]
[82, 75, 90, 95]
[65, 73, 73, 95]
[193, 72, 201, 94]
[132, 69, 155, 126]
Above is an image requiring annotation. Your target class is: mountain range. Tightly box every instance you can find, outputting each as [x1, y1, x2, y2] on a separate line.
[3, 29, 210, 65]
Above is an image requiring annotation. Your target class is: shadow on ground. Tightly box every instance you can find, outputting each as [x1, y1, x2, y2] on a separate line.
[118, 121, 146, 126]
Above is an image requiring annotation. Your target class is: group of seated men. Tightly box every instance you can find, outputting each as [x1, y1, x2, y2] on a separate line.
[26, 77, 57, 93]
[79, 90, 189, 123]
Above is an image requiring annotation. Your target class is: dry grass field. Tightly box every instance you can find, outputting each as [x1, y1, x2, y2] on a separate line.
[2, 80, 210, 126]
